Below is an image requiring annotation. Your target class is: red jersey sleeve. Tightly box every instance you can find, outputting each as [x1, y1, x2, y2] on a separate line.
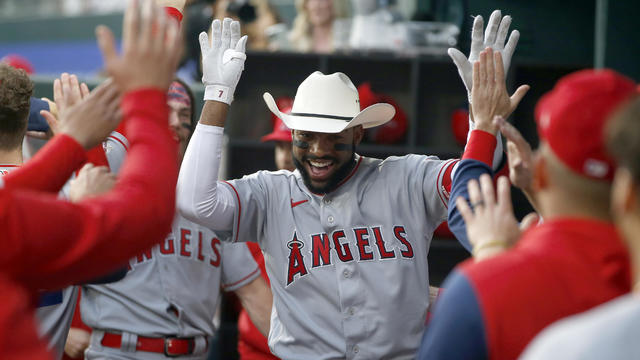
[0, 88, 178, 290]
[2, 135, 86, 193]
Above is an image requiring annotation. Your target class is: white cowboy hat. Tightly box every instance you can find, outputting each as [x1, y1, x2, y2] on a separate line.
[263, 71, 396, 133]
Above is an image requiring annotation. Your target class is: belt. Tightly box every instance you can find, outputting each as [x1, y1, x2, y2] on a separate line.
[101, 332, 205, 357]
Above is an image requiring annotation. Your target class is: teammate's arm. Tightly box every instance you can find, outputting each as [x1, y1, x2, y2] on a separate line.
[448, 48, 528, 252]
[177, 18, 248, 230]
[2, 0, 182, 289]
[417, 270, 488, 360]
[234, 276, 273, 337]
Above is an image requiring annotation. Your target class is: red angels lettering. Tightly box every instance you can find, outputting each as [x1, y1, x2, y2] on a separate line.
[372, 227, 396, 259]
[136, 248, 153, 263]
[197, 231, 205, 261]
[354, 228, 374, 261]
[159, 237, 175, 254]
[180, 228, 192, 257]
[332, 230, 354, 262]
[287, 233, 308, 285]
[210, 237, 222, 267]
[394, 226, 414, 258]
[311, 233, 331, 268]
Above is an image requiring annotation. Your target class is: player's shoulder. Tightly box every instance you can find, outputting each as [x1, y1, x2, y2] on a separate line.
[364, 153, 446, 174]
[522, 294, 640, 359]
[459, 245, 536, 286]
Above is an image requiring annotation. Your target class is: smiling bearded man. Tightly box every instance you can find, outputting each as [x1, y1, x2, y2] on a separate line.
[175, 15, 516, 359]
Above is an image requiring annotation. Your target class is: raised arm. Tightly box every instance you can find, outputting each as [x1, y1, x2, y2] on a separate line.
[1, 0, 183, 290]
[448, 47, 528, 253]
[176, 18, 248, 230]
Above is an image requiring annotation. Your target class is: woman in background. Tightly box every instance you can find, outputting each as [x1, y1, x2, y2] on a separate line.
[288, 0, 350, 53]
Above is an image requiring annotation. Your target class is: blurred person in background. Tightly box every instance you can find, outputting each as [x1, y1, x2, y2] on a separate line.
[216, 0, 282, 50]
[288, 0, 350, 53]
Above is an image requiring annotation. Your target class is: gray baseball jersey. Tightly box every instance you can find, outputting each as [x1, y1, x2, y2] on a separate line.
[178, 123, 458, 360]
[1, 165, 78, 360]
[81, 213, 260, 338]
[82, 131, 261, 358]
[520, 294, 640, 360]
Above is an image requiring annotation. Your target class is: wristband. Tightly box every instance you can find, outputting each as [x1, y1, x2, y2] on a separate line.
[204, 85, 232, 104]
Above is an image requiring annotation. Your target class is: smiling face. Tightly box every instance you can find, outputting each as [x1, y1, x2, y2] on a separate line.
[292, 126, 364, 194]
[167, 81, 194, 163]
[168, 98, 193, 162]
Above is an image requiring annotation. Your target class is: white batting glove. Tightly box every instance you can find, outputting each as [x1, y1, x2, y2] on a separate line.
[448, 10, 519, 103]
[200, 18, 248, 104]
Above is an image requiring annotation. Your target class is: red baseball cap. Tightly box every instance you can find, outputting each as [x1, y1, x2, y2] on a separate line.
[1, 54, 34, 74]
[261, 97, 293, 143]
[535, 69, 636, 181]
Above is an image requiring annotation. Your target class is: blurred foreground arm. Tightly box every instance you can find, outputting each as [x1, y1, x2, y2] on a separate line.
[0, 0, 182, 290]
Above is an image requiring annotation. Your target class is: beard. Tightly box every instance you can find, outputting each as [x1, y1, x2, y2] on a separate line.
[293, 144, 357, 194]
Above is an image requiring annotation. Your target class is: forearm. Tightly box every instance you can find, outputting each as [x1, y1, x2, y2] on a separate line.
[10, 89, 178, 289]
[177, 119, 235, 230]
[448, 130, 497, 251]
[466, 116, 504, 172]
[199, 100, 229, 127]
[236, 276, 272, 338]
[2, 135, 86, 192]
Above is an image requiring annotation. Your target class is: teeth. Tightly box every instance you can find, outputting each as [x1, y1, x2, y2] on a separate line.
[309, 160, 332, 167]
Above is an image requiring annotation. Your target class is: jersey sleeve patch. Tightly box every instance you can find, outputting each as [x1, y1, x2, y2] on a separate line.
[436, 159, 459, 208]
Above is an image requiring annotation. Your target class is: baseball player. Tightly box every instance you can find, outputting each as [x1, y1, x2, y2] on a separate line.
[80, 76, 273, 360]
[0, 0, 184, 356]
[418, 54, 634, 359]
[519, 96, 640, 360]
[176, 14, 516, 359]
[0, 64, 127, 359]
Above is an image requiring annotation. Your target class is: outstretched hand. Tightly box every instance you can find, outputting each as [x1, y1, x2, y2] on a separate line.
[448, 9, 520, 102]
[471, 48, 529, 133]
[96, 0, 182, 93]
[200, 18, 248, 104]
[455, 175, 538, 261]
[40, 73, 91, 136]
[54, 80, 122, 149]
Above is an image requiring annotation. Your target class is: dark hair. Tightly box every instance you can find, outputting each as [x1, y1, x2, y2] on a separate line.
[607, 95, 640, 181]
[0, 64, 33, 150]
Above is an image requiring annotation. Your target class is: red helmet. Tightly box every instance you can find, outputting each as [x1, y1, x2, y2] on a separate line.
[1, 54, 34, 74]
[261, 97, 293, 143]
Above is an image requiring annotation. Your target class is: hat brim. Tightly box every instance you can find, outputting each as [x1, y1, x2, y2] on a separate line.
[263, 92, 395, 134]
